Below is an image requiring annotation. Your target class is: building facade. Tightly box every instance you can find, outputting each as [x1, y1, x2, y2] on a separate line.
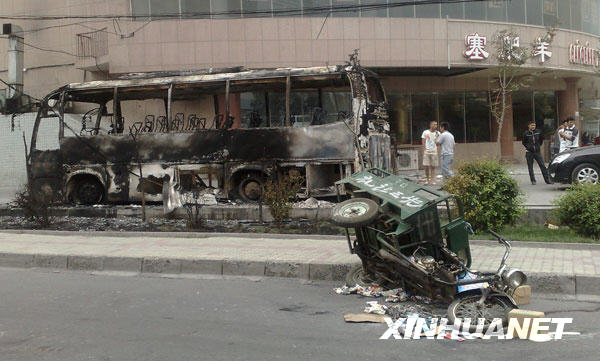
[1, 0, 600, 165]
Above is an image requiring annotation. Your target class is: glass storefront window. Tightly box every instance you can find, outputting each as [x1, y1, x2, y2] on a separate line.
[181, 0, 210, 18]
[542, 0, 557, 26]
[416, 3, 440, 18]
[534, 91, 557, 138]
[332, 0, 359, 17]
[465, 92, 491, 142]
[526, 0, 543, 25]
[303, 0, 331, 17]
[131, 0, 150, 19]
[465, 1, 486, 20]
[411, 94, 437, 145]
[388, 92, 412, 144]
[273, 0, 302, 17]
[441, 2, 463, 19]
[389, 0, 414, 17]
[572, 0, 582, 31]
[513, 91, 534, 140]
[242, 0, 272, 18]
[487, 0, 507, 21]
[361, 0, 388, 17]
[580, 99, 600, 144]
[508, 0, 526, 23]
[557, 0, 571, 28]
[438, 93, 465, 143]
[150, 0, 179, 17]
[211, 0, 242, 18]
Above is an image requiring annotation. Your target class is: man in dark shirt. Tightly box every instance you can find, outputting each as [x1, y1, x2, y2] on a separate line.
[522, 121, 551, 185]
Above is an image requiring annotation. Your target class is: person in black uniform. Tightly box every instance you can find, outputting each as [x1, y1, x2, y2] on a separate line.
[522, 120, 552, 185]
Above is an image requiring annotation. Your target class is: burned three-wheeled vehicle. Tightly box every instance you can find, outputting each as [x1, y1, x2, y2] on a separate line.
[333, 168, 528, 330]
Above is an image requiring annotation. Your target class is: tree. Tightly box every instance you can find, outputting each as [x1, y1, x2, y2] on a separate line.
[489, 28, 556, 143]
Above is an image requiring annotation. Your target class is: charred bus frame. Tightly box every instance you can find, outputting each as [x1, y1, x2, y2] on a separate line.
[28, 64, 392, 205]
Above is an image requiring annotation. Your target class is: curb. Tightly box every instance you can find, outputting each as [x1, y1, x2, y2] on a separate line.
[0, 252, 598, 296]
[2, 230, 598, 250]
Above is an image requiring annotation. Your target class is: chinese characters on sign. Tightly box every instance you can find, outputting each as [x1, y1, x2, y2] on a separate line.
[569, 40, 600, 68]
[354, 175, 424, 208]
[533, 37, 552, 63]
[464, 32, 554, 64]
[464, 33, 489, 60]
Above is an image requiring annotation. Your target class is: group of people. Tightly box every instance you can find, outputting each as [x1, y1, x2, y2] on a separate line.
[421, 121, 455, 185]
[418, 117, 580, 187]
[523, 117, 578, 185]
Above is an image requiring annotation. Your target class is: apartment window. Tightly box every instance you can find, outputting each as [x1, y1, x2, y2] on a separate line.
[542, 0, 557, 26]
[465, 1, 486, 20]
[211, 0, 242, 18]
[557, 0, 571, 28]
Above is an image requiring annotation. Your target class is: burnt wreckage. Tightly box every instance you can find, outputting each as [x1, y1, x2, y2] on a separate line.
[28, 63, 392, 207]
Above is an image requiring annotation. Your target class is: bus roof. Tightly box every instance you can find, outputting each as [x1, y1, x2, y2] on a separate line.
[60, 65, 347, 92]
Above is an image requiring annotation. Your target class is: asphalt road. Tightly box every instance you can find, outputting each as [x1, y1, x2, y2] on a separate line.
[0, 268, 598, 361]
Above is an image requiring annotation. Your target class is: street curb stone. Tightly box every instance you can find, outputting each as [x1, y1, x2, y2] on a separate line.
[0, 254, 598, 297]
[222, 260, 265, 276]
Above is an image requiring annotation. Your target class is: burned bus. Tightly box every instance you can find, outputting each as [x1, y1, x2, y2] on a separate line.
[27, 64, 392, 206]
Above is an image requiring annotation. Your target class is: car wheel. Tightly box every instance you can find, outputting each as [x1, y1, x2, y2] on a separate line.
[571, 163, 600, 184]
[331, 197, 379, 227]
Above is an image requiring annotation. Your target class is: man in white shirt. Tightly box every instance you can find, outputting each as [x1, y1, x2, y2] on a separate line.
[436, 122, 455, 179]
[559, 117, 579, 153]
[421, 121, 439, 185]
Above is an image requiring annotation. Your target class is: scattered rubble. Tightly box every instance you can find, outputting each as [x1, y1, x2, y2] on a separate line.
[293, 197, 335, 209]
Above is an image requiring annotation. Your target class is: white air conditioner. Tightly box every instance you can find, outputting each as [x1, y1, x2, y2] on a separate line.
[396, 149, 419, 171]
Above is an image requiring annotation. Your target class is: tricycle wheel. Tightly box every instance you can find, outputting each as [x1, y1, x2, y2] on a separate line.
[332, 198, 379, 227]
[447, 293, 516, 333]
[345, 265, 381, 287]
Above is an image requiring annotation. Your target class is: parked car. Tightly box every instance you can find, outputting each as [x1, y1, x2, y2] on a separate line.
[548, 145, 600, 184]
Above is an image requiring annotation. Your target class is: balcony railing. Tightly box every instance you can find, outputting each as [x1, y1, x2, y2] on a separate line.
[76, 28, 108, 58]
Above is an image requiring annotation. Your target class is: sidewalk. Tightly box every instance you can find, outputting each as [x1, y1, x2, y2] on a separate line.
[1, 230, 598, 296]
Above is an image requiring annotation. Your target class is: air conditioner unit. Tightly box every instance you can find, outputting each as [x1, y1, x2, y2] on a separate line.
[396, 149, 419, 171]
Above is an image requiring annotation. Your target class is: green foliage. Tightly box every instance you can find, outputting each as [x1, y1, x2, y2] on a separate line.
[552, 183, 600, 240]
[443, 159, 524, 232]
[263, 174, 304, 224]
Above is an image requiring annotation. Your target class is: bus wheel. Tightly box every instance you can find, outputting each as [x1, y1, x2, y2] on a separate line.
[237, 174, 264, 202]
[74, 178, 104, 205]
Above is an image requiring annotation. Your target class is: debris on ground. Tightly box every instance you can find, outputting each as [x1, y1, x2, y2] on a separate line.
[294, 197, 335, 208]
[333, 284, 384, 297]
[364, 301, 388, 315]
[343, 313, 387, 323]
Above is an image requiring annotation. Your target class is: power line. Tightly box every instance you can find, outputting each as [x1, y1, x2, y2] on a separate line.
[0, 1, 494, 20]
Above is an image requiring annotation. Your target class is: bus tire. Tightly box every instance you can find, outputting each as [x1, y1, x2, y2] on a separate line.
[74, 177, 104, 205]
[332, 198, 379, 227]
[237, 174, 265, 202]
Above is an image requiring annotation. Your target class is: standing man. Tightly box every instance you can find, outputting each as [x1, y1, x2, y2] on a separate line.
[436, 122, 455, 179]
[522, 121, 552, 185]
[421, 121, 439, 185]
[559, 117, 579, 152]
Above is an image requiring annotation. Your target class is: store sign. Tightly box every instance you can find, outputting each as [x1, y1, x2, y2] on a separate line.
[533, 37, 552, 63]
[464, 33, 489, 60]
[569, 40, 600, 68]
